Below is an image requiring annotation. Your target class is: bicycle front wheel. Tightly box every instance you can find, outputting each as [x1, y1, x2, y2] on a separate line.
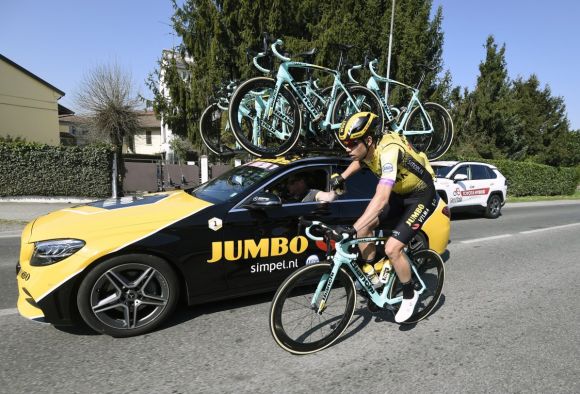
[199, 103, 238, 155]
[270, 262, 356, 355]
[331, 85, 385, 148]
[404, 102, 454, 160]
[228, 77, 302, 158]
[388, 249, 445, 324]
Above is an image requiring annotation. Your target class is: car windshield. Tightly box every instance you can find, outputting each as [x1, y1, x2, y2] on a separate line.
[191, 161, 281, 203]
[432, 165, 454, 178]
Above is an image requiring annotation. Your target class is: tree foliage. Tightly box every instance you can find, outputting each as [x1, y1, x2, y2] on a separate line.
[147, 0, 447, 149]
[447, 35, 576, 166]
[147, 1, 578, 169]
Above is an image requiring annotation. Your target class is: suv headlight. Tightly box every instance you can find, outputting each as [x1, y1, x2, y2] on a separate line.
[30, 239, 85, 266]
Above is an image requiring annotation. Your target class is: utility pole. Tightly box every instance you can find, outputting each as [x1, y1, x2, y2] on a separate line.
[385, 0, 396, 100]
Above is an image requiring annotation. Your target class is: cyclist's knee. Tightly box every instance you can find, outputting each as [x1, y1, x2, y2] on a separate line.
[385, 237, 405, 259]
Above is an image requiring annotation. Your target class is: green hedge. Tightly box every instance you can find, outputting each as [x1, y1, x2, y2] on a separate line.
[0, 141, 114, 198]
[453, 157, 579, 197]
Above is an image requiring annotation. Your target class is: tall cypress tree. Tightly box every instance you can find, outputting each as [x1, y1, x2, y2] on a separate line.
[148, 0, 450, 149]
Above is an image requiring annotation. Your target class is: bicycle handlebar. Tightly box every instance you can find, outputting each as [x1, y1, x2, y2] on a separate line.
[272, 39, 291, 62]
[347, 64, 363, 84]
[299, 217, 346, 243]
[253, 51, 271, 74]
[368, 59, 381, 79]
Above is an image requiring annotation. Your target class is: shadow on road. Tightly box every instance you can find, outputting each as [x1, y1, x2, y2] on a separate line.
[450, 211, 503, 221]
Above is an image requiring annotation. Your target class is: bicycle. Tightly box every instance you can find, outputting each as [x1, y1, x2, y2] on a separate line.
[228, 39, 384, 158]
[199, 81, 243, 156]
[348, 58, 454, 160]
[269, 218, 445, 355]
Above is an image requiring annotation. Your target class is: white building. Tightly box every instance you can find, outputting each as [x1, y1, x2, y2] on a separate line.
[159, 49, 193, 162]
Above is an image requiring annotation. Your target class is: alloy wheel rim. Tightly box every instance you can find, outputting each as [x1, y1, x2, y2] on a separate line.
[90, 263, 170, 330]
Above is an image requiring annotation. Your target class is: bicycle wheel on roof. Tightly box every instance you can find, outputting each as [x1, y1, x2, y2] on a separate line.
[404, 102, 454, 161]
[228, 77, 302, 158]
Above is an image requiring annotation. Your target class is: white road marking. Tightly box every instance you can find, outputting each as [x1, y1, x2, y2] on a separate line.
[0, 232, 21, 239]
[519, 222, 580, 234]
[0, 308, 18, 317]
[461, 234, 513, 244]
[459, 222, 580, 244]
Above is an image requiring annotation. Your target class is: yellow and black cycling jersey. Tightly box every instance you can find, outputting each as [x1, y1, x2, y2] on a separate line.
[363, 133, 435, 195]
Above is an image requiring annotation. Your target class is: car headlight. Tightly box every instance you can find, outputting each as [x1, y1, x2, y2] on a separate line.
[30, 239, 85, 266]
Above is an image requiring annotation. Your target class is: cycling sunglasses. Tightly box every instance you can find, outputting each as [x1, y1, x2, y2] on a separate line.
[342, 139, 362, 149]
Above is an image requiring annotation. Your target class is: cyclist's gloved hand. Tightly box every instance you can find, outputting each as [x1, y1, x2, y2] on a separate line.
[330, 173, 346, 195]
[333, 225, 356, 240]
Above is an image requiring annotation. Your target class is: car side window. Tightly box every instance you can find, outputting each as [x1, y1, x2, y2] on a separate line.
[471, 165, 489, 180]
[265, 167, 329, 204]
[336, 166, 377, 200]
[453, 165, 469, 179]
[486, 167, 497, 179]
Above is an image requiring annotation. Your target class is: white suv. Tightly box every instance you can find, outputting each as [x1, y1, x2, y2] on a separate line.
[430, 161, 507, 218]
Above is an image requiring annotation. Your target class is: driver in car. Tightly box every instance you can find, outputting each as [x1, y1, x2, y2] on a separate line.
[283, 173, 337, 203]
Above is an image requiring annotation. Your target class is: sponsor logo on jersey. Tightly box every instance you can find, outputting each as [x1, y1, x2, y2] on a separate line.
[405, 204, 425, 226]
[382, 163, 394, 174]
[405, 157, 424, 175]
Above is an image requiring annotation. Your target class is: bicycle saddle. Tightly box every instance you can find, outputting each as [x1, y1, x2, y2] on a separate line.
[295, 48, 318, 59]
[330, 43, 355, 52]
[417, 63, 436, 72]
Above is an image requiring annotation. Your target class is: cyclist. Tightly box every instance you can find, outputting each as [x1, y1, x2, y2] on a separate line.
[332, 111, 437, 323]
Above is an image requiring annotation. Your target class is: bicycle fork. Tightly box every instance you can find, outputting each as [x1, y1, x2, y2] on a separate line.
[311, 261, 343, 315]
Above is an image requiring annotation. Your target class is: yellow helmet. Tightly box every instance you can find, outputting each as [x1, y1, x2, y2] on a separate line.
[338, 112, 379, 143]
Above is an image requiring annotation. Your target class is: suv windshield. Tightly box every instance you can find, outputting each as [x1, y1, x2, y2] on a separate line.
[191, 161, 281, 203]
[432, 165, 454, 178]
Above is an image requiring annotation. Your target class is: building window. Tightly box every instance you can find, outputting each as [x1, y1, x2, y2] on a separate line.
[146, 130, 152, 145]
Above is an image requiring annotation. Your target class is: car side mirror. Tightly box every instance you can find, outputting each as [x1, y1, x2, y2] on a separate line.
[244, 192, 282, 210]
[453, 174, 468, 182]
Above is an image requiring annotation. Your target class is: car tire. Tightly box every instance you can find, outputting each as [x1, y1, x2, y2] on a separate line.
[484, 194, 502, 219]
[77, 254, 180, 337]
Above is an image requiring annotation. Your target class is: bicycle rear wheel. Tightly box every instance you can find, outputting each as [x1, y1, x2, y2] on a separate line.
[199, 103, 238, 155]
[228, 77, 301, 158]
[404, 102, 454, 161]
[388, 249, 445, 324]
[270, 262, 356, 355]
[331, 85, 385, 149]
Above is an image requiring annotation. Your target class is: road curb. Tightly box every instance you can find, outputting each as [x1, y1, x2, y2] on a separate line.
[504, 200, 580, 208]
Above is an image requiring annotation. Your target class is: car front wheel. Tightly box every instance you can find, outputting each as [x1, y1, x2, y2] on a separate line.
[485, 194, 502, 219]
[77, 254, 179, 337]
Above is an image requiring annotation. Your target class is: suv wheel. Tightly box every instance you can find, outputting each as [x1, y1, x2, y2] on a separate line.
[485, 194, 502, 219]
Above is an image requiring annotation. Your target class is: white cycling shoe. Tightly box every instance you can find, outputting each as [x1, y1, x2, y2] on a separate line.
[395, 290, 419, 323]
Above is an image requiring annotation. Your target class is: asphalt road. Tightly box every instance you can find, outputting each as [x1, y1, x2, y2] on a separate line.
[0, 202, 579, 393]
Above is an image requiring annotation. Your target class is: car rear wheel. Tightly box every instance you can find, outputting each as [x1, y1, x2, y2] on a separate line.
[485, 194, 502, 219]
[77, 254, 179, 337]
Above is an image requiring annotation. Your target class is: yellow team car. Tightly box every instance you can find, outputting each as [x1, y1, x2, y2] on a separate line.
[16, 156, 450, 337]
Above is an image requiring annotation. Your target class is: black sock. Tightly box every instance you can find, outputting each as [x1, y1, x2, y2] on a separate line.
[401, 280, 415, 299]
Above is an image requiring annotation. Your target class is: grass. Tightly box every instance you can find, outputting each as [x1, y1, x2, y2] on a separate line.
[0, 219, 28, 225]
[507, 190, 580, 203]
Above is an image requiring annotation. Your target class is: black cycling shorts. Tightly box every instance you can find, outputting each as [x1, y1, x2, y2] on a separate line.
[378, 188, 438, 245]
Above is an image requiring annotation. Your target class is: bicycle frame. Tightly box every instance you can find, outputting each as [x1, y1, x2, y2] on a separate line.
[350, 60, 435, 136]
[264, 40, 365, 132]
[305, 223, 428, 314]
